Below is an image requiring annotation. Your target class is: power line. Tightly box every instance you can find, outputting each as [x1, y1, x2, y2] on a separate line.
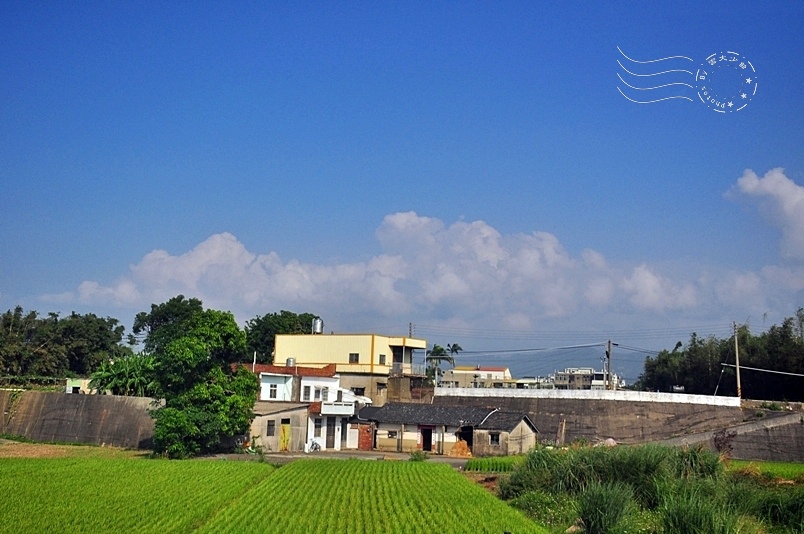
[721, 363, 804, 378]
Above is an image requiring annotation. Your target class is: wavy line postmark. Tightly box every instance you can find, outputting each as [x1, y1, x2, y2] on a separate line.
[617, 47, 758, 113]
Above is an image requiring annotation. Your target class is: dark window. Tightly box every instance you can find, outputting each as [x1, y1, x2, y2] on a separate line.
[281, 418, 290, 425]
[314, 418, 322, 438]
[269, 384, 278, 399]
[379, 354, 386, 365]
[352, 387, 365, 396]
[349, 353, 359, 364]
[387, 430, 398, 439]
[303, 386, 311, 401]
[266, 420, 276, 437]
[489, 433, 500, 446]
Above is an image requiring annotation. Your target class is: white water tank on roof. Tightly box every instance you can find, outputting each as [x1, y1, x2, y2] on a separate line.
[312, 317, 324, 334]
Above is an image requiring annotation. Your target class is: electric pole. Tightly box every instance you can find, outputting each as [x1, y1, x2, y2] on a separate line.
[734, 322, 741, 398]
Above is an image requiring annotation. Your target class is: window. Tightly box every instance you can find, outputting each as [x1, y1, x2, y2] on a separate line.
[387, 430, 398, 439]
[303, 386, 311, 401]
[281, 418, 290, 425]
[314, 418, 322, 438]
[352, 387, 365, 396]
[489, 432, 501, 446]
[379, 354, 386, 365]
[314, 387, 321, 401]
[322, 387, 329, 402]
[349, 353, 359, 364]
[269, 384, 278, 399]
[266, 420, 276, 437]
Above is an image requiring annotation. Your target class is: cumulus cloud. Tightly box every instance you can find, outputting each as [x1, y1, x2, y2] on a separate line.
[729, 168, 804, 261]
[63, 211, 738, 331]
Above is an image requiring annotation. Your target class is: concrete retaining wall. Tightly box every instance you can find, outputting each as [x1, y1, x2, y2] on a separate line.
[658, 412, 804, 462]
[433, 391, 745, 444]
[0, 390, 154, 449]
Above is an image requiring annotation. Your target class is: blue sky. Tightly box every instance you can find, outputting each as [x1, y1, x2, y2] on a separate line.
[2, 1, 803, 380]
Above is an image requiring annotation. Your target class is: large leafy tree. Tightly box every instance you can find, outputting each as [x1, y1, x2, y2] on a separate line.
[245, 310, 318, 364]
[139, 297, 258, 458]
[132, 295, 203, 354]
[0, 306, 129, 378]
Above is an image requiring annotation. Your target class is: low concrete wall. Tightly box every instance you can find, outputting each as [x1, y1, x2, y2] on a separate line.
[436, 388, 741, 407]
[1, 390, 154, 449]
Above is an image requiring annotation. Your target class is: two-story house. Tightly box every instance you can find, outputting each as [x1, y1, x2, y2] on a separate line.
[274, 333, 428, 406]
[244, 362, 370, 452]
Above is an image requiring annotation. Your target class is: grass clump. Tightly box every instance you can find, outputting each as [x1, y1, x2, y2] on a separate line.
[576, 480, 633, 534]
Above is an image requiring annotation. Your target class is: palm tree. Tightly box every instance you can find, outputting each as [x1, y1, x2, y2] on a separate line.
[446, 343, 462, 358]
[426, 344, 455, 386]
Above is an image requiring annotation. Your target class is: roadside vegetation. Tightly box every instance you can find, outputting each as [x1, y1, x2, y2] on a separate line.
[496, 444, 804, 533]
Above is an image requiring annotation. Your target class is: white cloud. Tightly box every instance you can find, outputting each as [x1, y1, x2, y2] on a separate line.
[620, 265, 697, 311]
[730, 168, 804, 261]
[55, 202, 802, 337]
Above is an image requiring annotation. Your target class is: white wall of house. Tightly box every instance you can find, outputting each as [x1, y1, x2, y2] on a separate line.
[306, 414, 348, 451]
[300, 376, 340, 402]
[259, 374, 293, 401]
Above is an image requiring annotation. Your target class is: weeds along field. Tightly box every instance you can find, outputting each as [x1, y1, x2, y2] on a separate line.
[0, 457, 546, 533]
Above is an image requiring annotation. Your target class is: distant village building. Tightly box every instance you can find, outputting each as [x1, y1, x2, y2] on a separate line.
[553, 367, 621, 390]
[441, 366, 513, 388]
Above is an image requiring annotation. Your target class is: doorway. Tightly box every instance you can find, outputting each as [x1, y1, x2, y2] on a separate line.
[326, 417, 336, 449]
[420, 426, 433, 452]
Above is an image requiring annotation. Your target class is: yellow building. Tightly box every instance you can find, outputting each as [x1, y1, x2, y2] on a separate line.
[274, 334, 428, 406]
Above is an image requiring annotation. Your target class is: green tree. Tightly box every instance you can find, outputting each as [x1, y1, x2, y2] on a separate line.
[0, 307, 128, 378]
[132, 295, 203, 354]
[139, 297, 258, 458]
[425, 344, 456, 385]
[244, 310, 318, 364]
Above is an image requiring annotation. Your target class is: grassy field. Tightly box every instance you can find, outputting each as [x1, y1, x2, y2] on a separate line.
[0, 454, 546, 533]
[730, 459, 804, 481]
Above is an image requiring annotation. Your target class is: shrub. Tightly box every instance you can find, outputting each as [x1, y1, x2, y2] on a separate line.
[510, 489, 577, 528]
[754, 486, 804, 531]
[408, 450, 429, 462]
[668, 444, 723, 480]
[659, 481, 745, 534]
[576, 480, 633, 534]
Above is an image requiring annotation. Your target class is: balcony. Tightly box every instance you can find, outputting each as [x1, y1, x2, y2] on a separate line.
[320, 401, 355, 416]
[390, 363, 426, 377]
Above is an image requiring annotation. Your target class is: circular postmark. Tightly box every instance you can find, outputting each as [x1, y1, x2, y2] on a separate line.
[695, 52, 757, 113]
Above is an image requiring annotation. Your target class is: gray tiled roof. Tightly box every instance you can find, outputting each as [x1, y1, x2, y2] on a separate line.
[477, 410, 539, 433]
[358, 403, 536, 432]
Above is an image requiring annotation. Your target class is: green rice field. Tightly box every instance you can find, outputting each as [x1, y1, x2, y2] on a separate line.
[0, 457, 546, 533]
[730, 459, 804, 481]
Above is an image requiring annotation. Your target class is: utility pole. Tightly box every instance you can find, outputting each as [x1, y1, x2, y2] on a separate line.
[606, 340, 618, 390]
[734, 322, 742, 398]
[409, 322, 413, 337]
